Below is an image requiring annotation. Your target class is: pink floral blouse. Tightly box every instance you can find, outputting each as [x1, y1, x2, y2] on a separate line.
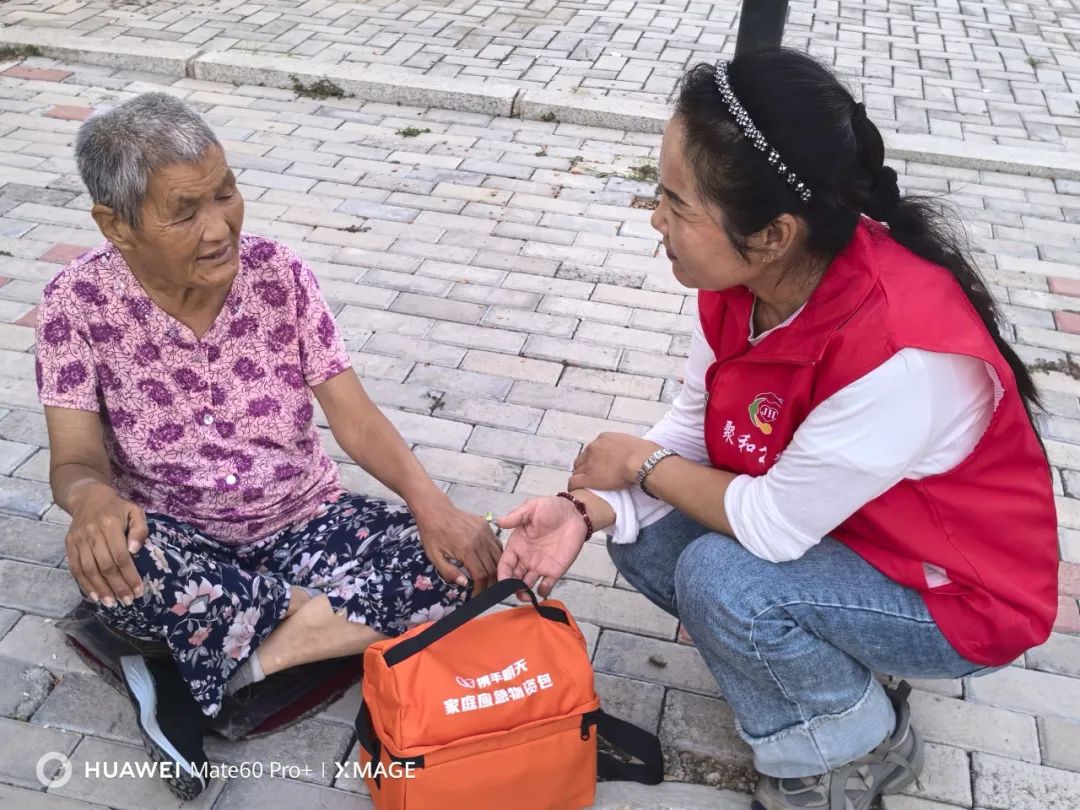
[35, 234, 352, 545]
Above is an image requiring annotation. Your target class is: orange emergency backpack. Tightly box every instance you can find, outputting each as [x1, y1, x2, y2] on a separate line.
[354, 577, 663, 809]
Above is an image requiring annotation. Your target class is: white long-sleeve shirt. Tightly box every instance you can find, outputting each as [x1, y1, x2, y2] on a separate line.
[592, 308, 996, 578]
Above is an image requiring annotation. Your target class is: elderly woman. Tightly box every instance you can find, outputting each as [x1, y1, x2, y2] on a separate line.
[36, 92, 501, 799]
[498, 50, 1058, 810]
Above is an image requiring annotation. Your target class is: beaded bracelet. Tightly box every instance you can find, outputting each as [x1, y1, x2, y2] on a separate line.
[556, 491, 594, 542]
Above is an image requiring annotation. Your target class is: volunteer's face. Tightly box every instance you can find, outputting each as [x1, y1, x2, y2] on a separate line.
[651, 116, 756, 291]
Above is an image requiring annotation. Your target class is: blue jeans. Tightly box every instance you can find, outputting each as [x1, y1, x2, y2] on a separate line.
[607, 510, 988, 778]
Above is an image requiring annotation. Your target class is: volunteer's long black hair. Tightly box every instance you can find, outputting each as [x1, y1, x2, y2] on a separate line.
[674, 49, 1042, 435]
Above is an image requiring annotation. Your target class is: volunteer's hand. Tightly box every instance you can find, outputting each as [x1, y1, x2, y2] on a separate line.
[65, 483, 147, 608]
[496, 496, 589, 598]
[569, 433, 660, 491]
[414, 498, 502, 594]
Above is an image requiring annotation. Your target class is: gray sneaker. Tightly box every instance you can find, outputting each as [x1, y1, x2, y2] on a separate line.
[752, 681, 923, 810]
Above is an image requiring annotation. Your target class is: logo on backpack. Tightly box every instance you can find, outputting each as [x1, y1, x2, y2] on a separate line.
[444, 658, 555, 716]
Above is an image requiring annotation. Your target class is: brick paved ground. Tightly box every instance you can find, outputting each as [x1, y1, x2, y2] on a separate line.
[1, 0, 1080, 151]
[1, 53, 1080, 809]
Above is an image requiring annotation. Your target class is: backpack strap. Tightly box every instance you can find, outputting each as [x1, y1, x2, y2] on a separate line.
[585, 709, 665, 785]
[354, 700, 425, 786]
[384, 578, 569, 668]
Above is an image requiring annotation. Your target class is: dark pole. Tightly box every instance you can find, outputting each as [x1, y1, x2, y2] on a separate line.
[734, 0, 790, 58]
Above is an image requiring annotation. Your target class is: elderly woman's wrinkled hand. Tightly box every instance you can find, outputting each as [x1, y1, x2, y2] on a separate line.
[66, 483, 149, 608]
[568, 433, 661, 492]
[414, 501, 503, 594]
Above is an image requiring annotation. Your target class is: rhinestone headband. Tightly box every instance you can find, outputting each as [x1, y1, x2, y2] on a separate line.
[713, 61, 812, 203]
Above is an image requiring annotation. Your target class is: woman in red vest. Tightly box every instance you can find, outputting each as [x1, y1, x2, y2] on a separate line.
[497, 49, 1058, 810]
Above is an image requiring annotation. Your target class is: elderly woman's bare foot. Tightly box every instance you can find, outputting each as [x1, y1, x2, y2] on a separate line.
[257, 593, 385, 677]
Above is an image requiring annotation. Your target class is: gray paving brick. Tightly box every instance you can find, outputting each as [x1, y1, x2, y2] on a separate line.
[0, 715, 81, 790]
[0, 513, 67, 566]
[241, 168, 316, 193]
[460, 350, 563, 384]
[577, 321, 672, 353]
[1039, 715, 1080, 772]
[348, 351, 414, 383]
[359, 268, 453, 297]
[565, 540, 618, 586]
[967, 666, 1080, 721]
[216, 775, 372, 809]
[0, 560, 82, 618]
[507, 381, 613, 418]
[481, 306, 578, 338]
[389, 291, 486, 324]
[659, 690, 754, 793]
[50, 736, 224, 808]
[0, 607, 18, 641]
[341, 306, 434, 339]
[352, 378, 445, 415]
[407, 365, 513, 400]
[428, 322, 526, 354]
[449, 282, 541, 309]
[595, 629, 718, 697]
[0, 613, 92, 675]
[362, 333, 466, 368]
[596, 672, 664, 733]
[972, 751, 1080, 810]
[465, 425, 578, 468]
[522, 334, 620, 370]
[338, 463, 407, 504]
[206, 717, 352, 787]
[317, 279, 398, 310]
[14, 448, 50, 483]
[537, 411, 646, 444]
[900, 742, 972, 807]
[383, 409, 472, 451]
[31, 673, 139, 744]
[561, 367, 663, 399]
[1026, 632, 1080, 678]
[881, 796, 965, 810]
[0, 655, 54, 721]
[445, 483, 524, 518]
[0, 477, 54, 519]
[538, 294, 632, 325]
[437, 396, 544, 433]
[908, 690, 1039, 762]
[413, 447, 519, 491]
[0, 783, 110, 810]
[515, 465, 571, 497]
[549, 580, 676, 639]
[609, 396, 669, 425]
[0, 324, 36, 352]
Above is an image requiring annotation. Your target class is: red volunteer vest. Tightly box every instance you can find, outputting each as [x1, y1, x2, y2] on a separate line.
[700, 220, 1058, 665]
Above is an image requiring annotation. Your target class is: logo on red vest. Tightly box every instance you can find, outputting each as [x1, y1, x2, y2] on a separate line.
[748, 392, 783, 435]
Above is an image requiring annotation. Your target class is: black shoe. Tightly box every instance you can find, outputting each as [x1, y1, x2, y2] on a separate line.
[120, 655, 209, 800]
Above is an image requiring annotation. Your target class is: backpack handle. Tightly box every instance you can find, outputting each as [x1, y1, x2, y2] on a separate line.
[383, 577, 570, 667]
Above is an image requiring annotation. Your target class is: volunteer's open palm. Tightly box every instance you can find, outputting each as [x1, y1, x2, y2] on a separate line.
[496, 496, 589, 598]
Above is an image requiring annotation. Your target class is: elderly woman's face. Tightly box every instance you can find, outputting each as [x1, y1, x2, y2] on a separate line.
[133, 146, 244, 291]
[651, 117, 756, 292]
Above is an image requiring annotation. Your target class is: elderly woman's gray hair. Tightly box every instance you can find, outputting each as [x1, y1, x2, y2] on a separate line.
[75, 92, 220, 228]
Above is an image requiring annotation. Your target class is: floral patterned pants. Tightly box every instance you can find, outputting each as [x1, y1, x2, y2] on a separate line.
[94, 492, 466, 716]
